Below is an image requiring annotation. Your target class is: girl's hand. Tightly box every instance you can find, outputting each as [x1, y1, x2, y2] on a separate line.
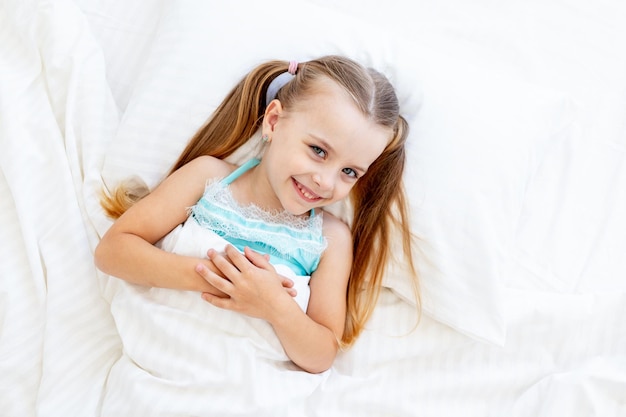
[195, 258, 230, 298]
[196, 245, 296, 319]
[199, 246, 296, 296]
[238, 248, 297, 297]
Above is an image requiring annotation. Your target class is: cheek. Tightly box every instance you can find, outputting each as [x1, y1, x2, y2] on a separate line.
[332, 181, 357, 201]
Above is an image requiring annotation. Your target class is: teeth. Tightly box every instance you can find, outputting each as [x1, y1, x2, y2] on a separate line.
[297, 182, 318, 200]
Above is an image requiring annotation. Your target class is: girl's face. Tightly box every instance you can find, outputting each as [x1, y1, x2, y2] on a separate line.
[259, 77, 391, 216]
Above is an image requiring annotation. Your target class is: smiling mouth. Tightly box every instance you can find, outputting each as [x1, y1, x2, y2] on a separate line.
[293, 179, 323, 202]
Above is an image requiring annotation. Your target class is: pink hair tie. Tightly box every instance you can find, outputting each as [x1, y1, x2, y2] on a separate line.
[288, 60, 298, 75]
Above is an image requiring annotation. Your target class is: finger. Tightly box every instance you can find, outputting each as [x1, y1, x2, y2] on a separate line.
[198, 257, 227, 280]
[202, 292, 233, 310]
[195, 264, 234, 294]
[223, 244, 254, 273]
[202, 288, 229, 298]
[286, 287, 297, 297]
[207, 248, 244, 279]
[243, 246, 270, 268]
[280, 275, 294, 288]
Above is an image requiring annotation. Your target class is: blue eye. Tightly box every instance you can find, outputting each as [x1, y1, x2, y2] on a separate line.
[342, 167, 358, 178]
[311, 145, 326, 158]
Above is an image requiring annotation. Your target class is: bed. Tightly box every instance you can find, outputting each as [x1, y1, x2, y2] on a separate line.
[1, 0, 625, 416]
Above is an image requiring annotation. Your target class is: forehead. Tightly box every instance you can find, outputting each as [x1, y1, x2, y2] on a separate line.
[289, 78, 391, 166]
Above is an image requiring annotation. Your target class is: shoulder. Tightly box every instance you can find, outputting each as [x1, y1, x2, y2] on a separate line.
[160, 156, 237, 201]
[320, 210, 352, 251]
[168, 155, 239, 191]
[178, 155, 236, 180]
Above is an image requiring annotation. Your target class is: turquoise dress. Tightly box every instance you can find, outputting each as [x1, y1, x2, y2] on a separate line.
[189, 158, 327, 276]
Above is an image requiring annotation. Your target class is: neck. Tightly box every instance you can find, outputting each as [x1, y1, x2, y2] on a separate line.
[230, 163, 283, 212]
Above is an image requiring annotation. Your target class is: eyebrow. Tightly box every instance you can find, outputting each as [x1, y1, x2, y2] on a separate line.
[311, 134, 368, 174]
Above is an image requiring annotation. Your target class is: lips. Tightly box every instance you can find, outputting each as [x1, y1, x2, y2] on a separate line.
[293, 178, 323, 202]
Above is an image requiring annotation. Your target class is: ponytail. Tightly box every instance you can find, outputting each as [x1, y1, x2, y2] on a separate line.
[169, 60, 291, 172]
[342, 115, 419, 347]
[101, 60, 292, 218]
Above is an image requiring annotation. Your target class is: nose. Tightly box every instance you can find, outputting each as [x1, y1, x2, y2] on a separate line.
[312, 171, 334, 193]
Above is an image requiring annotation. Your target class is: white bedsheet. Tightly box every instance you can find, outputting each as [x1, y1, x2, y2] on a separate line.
[1, 0, 625, 416]
[102, 220, 319, 417]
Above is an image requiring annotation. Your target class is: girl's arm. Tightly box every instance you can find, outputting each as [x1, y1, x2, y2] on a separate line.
[199, 212, 352, 373]
[94, 156, 234, 294]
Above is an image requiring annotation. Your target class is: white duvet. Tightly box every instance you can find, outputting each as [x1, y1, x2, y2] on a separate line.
[102, 219, 318, 417]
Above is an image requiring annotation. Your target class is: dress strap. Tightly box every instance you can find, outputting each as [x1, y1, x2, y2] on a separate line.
[222, 158, 261, 185]
[221, 157, 315, 218]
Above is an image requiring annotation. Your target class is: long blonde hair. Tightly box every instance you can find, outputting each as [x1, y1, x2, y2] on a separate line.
[101, 55, 420, 347]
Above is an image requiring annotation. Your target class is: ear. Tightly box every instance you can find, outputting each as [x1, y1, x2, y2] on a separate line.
[262, 99, 283, 134]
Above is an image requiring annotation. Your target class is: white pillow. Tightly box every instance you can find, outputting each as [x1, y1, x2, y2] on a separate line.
[99, 0, 572, 345]
[384, 47, 574, 345]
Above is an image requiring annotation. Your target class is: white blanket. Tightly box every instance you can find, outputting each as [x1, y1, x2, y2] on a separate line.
[101, 219, 320, 416]
[2, 0, 626, 416]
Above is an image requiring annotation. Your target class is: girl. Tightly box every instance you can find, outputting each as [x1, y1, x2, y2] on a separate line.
[95, 55, 418, 375]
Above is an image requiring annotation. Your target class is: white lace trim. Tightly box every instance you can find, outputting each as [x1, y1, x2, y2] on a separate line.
[189, 179, 327, 257]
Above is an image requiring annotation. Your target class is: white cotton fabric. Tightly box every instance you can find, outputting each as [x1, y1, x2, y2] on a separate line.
[101, 220, 319, 416]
